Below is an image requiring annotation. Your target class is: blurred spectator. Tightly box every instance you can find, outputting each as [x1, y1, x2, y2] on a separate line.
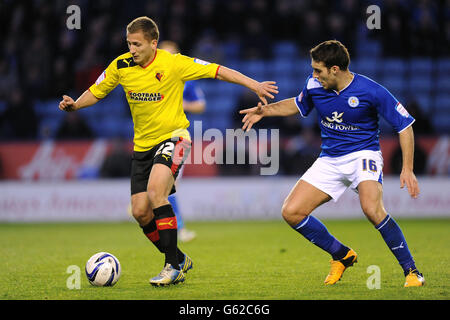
[191, 30, 225, 64]
[298, 10, 328, 53]
[0, 0, 447, 149]
[55, 112, 94, 140]
[390, 141, 428, 175]
[52, 57, 74, 98]
[280, 126, 321, 175]
[221, 0, 246, 41]
[241, 18, 272, 60]
[279, 115, 305, 139]
[22, 37, 51, 99]
[0, 54, 19, 100]
[410, 0, 440, 56]
[380, 0, 412, 57]
[0, 0, 445, 102]
[192, 0, 219, 42]
[273, 0, 298, 41]
[405, 99, 434, 136]
[74, 43, 104, 96]
[232, 89, 283, 131]
[100, 138, 132, 178]
[0, 88, 38, 140]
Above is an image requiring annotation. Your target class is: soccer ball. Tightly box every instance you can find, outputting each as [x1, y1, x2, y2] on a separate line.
[85, 252, 121, 286]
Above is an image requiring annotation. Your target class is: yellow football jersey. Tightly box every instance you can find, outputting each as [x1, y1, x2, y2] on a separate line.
[89, 49, 220, 151]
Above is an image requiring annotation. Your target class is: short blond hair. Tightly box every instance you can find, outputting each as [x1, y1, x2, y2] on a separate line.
[127, 16, 159, 41]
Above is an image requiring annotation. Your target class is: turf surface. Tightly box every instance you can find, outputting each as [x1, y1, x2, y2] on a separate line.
[0, 219, 448, 300]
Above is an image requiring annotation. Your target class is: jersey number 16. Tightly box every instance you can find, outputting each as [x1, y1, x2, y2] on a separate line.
[362, 159, 377, 172]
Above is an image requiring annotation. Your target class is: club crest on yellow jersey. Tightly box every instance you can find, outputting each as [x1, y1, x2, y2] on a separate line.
[155, 72, 164, 82]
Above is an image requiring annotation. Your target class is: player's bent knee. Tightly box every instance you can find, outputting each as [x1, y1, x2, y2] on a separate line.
[131, 205, 151, 224]
[360, 203, 386, 225]
[361, 203, 376, 217]
[281, 201, 309, 226]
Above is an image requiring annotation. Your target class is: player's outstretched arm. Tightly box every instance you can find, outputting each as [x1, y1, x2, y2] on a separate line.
[183, 99, 206, 114]
[239, 98, 299, 132]
[398, 125, 420, 199]
[216, 66, 278, 105]
[58, 90, 100, 112]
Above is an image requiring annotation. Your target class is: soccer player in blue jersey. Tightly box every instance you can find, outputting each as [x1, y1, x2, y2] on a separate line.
[240, 40, 424, 287]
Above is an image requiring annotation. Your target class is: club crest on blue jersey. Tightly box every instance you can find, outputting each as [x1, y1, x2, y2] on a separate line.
[348, 96, 359, 107]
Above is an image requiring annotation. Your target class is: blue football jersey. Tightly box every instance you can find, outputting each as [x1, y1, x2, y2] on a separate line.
[295, 73, 415, 157]
[183, 80, 205, 137]
[183, 80, 205, 103]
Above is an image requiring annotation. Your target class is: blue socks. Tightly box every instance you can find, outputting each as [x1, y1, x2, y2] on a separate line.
[168, 194, 184, 230]
[293, 214, 417, 275]
[375, 214, 416, 275]
[293, 215, 350, 260]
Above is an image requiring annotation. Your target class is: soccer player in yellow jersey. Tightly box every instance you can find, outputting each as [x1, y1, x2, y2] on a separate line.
[58, 16, 278, 286]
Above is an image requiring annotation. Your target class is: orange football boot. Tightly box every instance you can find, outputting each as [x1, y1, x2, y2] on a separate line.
[324, 248, 358, 285]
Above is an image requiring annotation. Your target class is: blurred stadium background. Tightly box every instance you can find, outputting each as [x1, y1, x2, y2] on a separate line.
[0, 0, 449, 222]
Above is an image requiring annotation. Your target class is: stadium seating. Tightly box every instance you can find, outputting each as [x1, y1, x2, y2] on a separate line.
[435, 94, 450, 112]
[27, 42, 450, 137]
[0, 101, 6, 114]
[273, 41, 299, 59]
[381, 59, 408, 76]
[408, 74, 433, 93]
[381, 74, 406, 97]
[432, 113, 450, 133]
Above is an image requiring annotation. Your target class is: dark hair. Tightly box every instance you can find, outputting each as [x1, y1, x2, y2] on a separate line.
[127, 16, 159, 41]
[310, 40, 350, 70]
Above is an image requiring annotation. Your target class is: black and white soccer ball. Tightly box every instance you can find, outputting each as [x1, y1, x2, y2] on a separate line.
[85, 252, 121, 286]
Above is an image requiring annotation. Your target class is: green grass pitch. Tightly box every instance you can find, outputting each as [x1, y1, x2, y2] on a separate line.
[0, 219, 448, 300]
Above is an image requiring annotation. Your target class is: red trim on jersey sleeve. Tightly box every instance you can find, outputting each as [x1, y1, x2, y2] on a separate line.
[214, 65, 221, 79]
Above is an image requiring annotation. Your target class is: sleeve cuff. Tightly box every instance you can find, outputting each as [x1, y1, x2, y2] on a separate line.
[214, 65, 220, 79]
[398, 118, 415, 133]
[294, 96, 307, 118]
